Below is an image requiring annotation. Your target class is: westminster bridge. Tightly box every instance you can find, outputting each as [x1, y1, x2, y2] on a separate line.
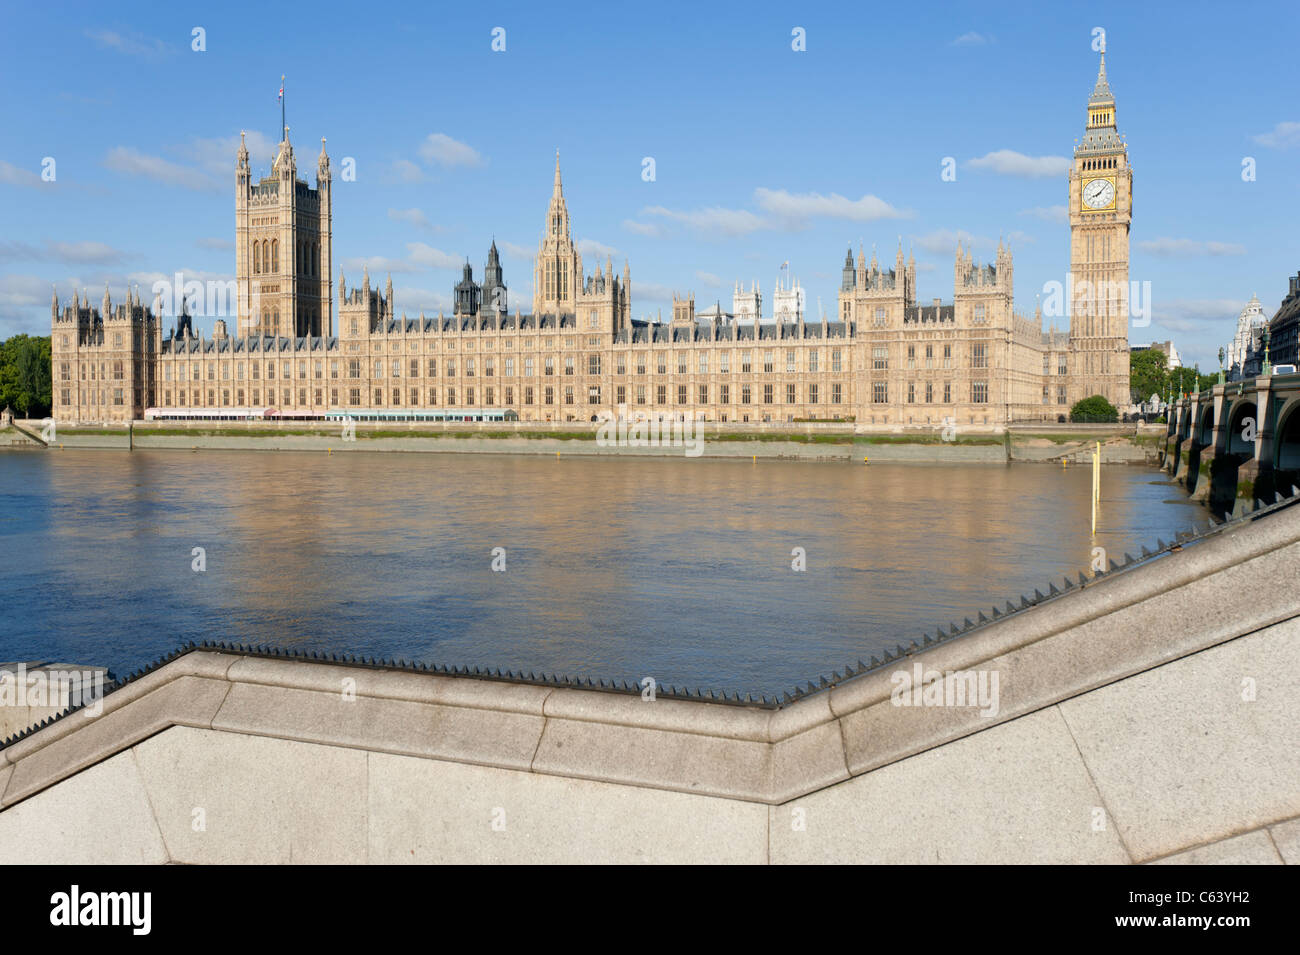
[1164, 370, 1300, 516]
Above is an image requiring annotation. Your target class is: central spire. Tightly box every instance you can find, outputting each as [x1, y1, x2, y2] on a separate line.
[553, 150, 563, 197]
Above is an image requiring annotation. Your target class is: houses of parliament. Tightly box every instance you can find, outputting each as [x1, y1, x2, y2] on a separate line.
[50, 52, 1131, 428]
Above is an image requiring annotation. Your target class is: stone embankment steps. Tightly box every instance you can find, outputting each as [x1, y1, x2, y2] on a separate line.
[0, 423, 46, 447]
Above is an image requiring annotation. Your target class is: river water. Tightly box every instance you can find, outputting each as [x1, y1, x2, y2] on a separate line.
[0, 449, 1201, 696]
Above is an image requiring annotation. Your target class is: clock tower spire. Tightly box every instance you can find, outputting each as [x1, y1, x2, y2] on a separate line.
[1067, 41, 1132, 409]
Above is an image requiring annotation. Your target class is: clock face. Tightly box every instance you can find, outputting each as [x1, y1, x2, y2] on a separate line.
[1083, 177, 1116, 210]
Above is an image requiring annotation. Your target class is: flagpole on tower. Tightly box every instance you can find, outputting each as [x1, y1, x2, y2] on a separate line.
[280, 74, 286, 140]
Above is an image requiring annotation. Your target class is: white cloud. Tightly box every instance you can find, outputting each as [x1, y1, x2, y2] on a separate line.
[0, 160, 45, 188]
[1148, 298, 1243, 333]
[641, 205, 766, 237]
[950, 32, 995, 46]
[418, 133, 482, 168]
[1252, 121, 1300, 149]
[392, 287, 454, 316]
[576, 238, 618, 258]
[913, 229, 994, 256]
[1137, 238, 1246, 257]
[753, 188, 908, 223]
[389, 159, 425, 183]
[407, 243, 463, 270]
[85, 28, 170, 58]
[967, 150, 1069, 179]
[695, 271, 721, 287]
[175, 131, 279, 179]
[500, 241, 534, 259]
[1019, 205, 1068, 223]
[0, 240, 130, 265]
[103, 146, 217, 191]
[388, 207, 439, 231]
[634, 282, 678, 305]
[342, 243, 463, 275]
[622, 219, 666, 238]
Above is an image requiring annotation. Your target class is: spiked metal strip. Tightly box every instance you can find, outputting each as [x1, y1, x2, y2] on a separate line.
[2, 494, 1295, 750]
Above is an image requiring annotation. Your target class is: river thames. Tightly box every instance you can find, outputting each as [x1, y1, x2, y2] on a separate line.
[0, 449, 1202, 696]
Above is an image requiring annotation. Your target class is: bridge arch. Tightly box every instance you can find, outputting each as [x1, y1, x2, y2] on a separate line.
[1185, 402, 1217, 493]
[1272, 397, 1300, 495]
[1209, 398, 1258, 516]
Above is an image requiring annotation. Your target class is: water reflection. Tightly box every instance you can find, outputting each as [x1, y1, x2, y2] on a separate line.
[0, 449, 1202, 695]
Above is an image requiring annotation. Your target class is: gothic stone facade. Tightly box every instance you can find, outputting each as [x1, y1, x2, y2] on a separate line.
[51, 54, 1129, 427]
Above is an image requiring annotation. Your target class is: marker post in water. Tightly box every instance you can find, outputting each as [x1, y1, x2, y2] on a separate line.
[1091, 441, 1100, 535]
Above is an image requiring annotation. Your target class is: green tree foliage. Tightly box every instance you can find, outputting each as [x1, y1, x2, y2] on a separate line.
[1129, 347, 1168, 403]
[1070, 394, 1118, 423]
[1168, 365, 1214, 396]
[0, 335, 53, 418]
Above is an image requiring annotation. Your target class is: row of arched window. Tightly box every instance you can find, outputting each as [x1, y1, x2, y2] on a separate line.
[251, 239, 321, 276]
[253, 239, 278, 275]
[1083, 158, 1118, 171]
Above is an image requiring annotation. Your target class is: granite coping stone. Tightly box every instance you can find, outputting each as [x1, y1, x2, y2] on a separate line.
[1, 675, 231, 808]
[211, 682, 545, 772]
[531, 716, 772, 800]
[0, 651, 242, 762]
[541, 686, 771, 740]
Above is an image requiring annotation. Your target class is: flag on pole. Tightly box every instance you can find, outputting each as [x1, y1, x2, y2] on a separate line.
[779, 260, 789, 271]
[278, 79, 284, 102]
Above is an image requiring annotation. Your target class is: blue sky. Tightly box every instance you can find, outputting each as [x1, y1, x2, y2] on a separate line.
[1, 0, 1297, 369]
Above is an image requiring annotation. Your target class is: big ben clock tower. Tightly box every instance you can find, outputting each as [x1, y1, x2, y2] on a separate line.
[1068, 42, 1132, 409]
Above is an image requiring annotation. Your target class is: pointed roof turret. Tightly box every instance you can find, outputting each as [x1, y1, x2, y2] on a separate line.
[553, 150, 563, 196]
[1089, 47, 1113, 106]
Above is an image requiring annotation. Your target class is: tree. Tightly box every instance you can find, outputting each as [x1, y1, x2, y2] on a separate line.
[1070, 394, 1118, 423]
[0, 335, 53, 418]
[1168, 366, 1203, 397]
[1130, 347, 1168, 404]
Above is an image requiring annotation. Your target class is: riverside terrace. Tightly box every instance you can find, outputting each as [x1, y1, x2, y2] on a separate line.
[0, 494, 1297, 864]
[1163, 370, 1300, 516]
